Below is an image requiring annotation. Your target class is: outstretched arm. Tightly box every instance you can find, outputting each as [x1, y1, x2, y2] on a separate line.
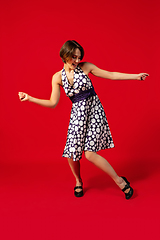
[18, 72, 61, 108]
[85, 63, 149, 80]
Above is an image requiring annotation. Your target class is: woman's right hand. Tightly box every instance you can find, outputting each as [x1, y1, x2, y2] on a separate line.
[18, 92, 29, 101]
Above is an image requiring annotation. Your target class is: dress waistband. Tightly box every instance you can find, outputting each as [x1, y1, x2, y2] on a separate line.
[69, 88, 96, 103]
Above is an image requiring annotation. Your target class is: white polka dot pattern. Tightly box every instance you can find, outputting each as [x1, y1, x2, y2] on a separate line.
[62, 66, 114, 161]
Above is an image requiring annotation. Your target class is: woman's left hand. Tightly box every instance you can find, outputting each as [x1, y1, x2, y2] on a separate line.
[137, 73, 149, 81]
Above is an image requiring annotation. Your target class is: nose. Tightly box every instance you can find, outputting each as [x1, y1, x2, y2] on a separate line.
[75, 57, 80, 63]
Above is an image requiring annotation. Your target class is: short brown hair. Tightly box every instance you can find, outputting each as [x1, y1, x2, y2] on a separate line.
[60, 40, 84, 63]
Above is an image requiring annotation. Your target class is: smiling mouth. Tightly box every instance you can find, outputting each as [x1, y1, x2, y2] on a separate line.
[72, 63, 77, 67]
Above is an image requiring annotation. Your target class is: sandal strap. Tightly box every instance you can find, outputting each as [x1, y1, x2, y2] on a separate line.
[122, 183, 130, 192]
[121, 176, 130, 184]
[74, 186, 83, 190]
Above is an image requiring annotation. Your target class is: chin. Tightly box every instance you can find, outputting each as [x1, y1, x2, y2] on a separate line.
[72, 64, 77, 69]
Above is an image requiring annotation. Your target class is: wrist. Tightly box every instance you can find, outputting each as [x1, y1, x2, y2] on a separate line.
[134, 74, 139, 80]
[28, 95, 32, 102]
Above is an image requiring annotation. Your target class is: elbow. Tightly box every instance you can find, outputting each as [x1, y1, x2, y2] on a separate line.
[50, 101, 58, 109]
[50, 103, 56, 109]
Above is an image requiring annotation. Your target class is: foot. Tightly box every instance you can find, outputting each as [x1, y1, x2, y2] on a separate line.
[117, 177, 130, 193]
[74, 181, 83, 197]
[116, 176, 133, 199]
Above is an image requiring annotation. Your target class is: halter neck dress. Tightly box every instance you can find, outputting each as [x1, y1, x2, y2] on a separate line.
[61, 65, 114, 161]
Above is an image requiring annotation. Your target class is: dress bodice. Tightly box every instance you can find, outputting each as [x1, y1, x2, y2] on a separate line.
[61, 66, 94, 98]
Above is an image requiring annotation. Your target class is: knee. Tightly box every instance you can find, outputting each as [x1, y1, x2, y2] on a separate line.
[84, 151, 95, 162]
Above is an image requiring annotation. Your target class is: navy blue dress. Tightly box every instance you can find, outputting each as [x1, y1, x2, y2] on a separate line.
[62, 66, 114, 161]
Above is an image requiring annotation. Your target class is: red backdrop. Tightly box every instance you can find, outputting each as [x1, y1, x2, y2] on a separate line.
[0, 0, 160, 239]
[1, 0, 159, 164]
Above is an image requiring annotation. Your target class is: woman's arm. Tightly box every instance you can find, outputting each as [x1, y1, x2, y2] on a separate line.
[18, 72, 61, 108]
[84, 62, 149, 80]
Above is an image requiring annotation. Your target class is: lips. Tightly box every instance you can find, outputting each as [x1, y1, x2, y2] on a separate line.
[72, 63, 77, 67]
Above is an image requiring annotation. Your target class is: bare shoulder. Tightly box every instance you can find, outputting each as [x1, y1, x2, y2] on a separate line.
[52, 70, 62, 86]
[78, 62, 95, 75]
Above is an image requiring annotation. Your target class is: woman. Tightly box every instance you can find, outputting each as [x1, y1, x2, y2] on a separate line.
[18, 40, 149, 199]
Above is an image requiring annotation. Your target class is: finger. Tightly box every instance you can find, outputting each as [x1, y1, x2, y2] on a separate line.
[21, 97, 26, 101]
[144, 73, 149, 77]
[19, 93, 25, 100]
[18, 92, 23, 96]
[18, 92, 23, 97]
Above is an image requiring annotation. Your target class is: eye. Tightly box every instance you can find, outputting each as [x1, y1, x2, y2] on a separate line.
[72, 55, 81, 61]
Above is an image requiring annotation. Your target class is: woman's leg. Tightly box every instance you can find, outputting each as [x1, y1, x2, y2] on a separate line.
[68, 157, 83, 192]
[84, 151, 130, 193]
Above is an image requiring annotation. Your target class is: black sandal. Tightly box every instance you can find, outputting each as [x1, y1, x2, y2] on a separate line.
[121, 176, 133, 200]
[74, 186, 84, 197]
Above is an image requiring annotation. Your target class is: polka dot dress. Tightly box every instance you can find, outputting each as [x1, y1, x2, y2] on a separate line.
[62, 66, 114, 161]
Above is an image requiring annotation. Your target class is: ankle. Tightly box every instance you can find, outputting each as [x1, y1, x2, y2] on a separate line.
[114, 176, 123, 185]
[76, 178, 82, 185]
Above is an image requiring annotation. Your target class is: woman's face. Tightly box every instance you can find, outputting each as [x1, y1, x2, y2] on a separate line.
[66, 48, 81, 70]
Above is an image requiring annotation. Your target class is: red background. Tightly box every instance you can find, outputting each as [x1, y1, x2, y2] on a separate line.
[0, 0, 160, 239]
